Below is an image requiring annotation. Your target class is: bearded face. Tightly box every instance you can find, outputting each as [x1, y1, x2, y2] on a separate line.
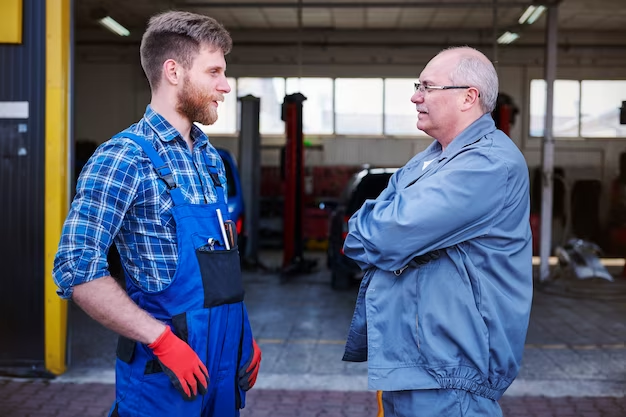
[176, 74, 221, 126]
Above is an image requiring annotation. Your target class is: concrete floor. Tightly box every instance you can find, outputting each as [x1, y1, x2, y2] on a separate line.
[57, 250, 626, 398]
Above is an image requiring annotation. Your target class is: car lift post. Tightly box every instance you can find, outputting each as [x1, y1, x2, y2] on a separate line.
[281, 93, 317, 279]
[238, 94, 264, 269]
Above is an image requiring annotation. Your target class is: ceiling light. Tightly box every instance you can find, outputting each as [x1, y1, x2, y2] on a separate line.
[518, 5, 546, 25]
[98, 16, 130, 37]
[527, 5, 546, 24]
[518, 6, 536, 24]
[497, 31, 520, 45]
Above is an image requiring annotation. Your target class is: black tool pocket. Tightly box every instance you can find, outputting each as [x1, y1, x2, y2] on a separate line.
[196, 247, 245, 308]
[116, 336, 136, 363]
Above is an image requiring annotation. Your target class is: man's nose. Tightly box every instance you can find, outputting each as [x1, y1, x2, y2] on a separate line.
[411, 91, 423, 104]
[219, 76, 231, 94]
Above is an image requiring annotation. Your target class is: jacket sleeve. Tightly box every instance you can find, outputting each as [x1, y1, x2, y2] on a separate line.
[344, 149, 508, 271]
[340, 169, 399, 270]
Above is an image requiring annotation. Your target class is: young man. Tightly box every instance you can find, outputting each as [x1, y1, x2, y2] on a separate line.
[342, 47, 533, 416]
[53, 11, 260, 417]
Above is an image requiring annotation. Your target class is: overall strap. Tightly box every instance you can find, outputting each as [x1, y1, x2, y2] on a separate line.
[201, 151, 227, 205]
[112, 132, 186, 206]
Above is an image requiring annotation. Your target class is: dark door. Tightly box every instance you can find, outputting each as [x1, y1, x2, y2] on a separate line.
[0, 121, 45, 372]
[0, 0, 47, 374]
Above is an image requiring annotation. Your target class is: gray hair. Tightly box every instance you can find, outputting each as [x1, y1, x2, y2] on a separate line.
[445, 47, 499, 114]
[140, 11, 232, 91]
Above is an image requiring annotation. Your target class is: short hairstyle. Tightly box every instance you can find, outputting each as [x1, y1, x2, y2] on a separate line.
[445, 46, 499, 114]
[140, 11, 232, 91]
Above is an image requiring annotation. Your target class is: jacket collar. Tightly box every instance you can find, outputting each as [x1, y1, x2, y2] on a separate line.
[440, 113, 497, 158]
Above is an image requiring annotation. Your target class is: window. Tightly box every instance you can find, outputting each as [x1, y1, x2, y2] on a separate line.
[529, 79, 580, 137]
[199, 78, 237, 135]
[286, 78, 334, 135]
[581, 81, 626, 138]
[335, 78, 383, 135]
[530, 78, 626, 138]
[238, 78, 286, 135]
[384, 78, 427, 136]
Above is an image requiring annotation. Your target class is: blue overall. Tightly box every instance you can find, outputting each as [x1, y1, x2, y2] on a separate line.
[108, 132, 254, 417]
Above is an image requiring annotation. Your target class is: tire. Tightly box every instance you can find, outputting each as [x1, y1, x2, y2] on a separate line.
[331, 270, 352, 290]
[326, 246, 333, 269]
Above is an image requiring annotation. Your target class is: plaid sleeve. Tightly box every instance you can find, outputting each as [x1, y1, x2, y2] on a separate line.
[52, 139, 142, 299]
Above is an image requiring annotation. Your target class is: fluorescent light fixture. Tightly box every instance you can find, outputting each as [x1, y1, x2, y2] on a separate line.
[98, 16, 130, 37]
[527, 5, 546, 24]
[518, 6, 536, 24]
[518, 5, 546, 25]
[497, 31, 520, 45]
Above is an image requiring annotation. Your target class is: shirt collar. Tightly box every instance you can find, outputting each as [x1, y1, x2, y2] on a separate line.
[144, 105, 209, 148]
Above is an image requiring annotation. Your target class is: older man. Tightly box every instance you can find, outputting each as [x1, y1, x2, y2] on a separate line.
[342, 46, 532, 416]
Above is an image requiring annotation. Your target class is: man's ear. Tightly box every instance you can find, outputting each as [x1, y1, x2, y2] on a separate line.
[162, 59, 181, 86]
[460, 87, 480, 111]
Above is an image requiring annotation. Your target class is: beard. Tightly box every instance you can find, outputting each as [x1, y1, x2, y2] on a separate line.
[176, 76, 221, 126]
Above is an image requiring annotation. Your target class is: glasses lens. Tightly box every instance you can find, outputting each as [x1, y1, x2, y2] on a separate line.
[414, 82, 420, 93]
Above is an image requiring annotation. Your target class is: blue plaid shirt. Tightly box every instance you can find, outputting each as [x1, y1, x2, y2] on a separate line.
[53, 105, 228, 299]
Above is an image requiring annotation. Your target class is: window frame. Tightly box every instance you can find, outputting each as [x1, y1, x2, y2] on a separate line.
[528, 76, 626, 141]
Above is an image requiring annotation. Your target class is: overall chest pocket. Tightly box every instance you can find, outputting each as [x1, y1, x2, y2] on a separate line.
[196, 246, 244, 308]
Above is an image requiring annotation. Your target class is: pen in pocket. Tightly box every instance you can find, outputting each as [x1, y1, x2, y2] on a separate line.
[216, 209, 231, 250]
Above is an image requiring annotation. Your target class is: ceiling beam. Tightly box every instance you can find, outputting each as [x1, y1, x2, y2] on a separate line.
[178, 1, 543, 8]
[75, 28, 626, 47]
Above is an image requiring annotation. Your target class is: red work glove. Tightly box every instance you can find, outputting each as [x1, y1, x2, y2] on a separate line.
[148, 326, 209, 400]
[238, 338, 261, 391]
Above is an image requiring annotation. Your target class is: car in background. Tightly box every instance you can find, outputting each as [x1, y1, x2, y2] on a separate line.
[217, 148, 245, 237]
[327, 166, 398, 290]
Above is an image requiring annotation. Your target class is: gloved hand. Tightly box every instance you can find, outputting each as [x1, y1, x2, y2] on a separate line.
[148, 326, 209, 400]
[238, 338, 261, 391]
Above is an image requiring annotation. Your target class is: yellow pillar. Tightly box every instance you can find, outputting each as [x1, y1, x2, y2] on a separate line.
[0, 0, 23, 44]
[45, 0, 71, 375]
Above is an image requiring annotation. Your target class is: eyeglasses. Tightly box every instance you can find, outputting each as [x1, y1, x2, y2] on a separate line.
[413, 82, 472, 94]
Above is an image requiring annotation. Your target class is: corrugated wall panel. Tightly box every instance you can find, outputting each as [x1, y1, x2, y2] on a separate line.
[0, 0, 46, 371]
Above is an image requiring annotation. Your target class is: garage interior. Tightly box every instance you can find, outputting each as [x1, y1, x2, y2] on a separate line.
[70, 0, 626, 393]
[72, 0, 626, 255]
[0, 0, 625, 415]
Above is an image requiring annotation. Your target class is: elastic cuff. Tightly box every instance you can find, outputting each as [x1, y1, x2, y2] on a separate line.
[148, 325, 171, 349]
